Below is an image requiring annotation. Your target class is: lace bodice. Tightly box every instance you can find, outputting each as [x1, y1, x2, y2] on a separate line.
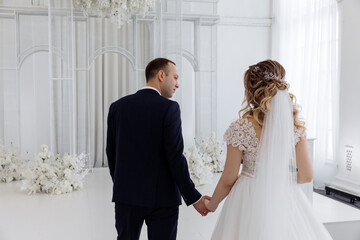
[223, 118, 306, 177]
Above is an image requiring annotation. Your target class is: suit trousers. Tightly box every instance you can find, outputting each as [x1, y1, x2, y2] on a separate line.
[115, 203, 179, 240]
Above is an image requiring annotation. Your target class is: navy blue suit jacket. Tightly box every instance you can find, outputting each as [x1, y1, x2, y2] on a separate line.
[106, 89, 201, 208]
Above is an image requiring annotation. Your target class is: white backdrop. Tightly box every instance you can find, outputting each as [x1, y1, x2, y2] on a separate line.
[0, 0, 218, 167]
[0, 0, 345, 186]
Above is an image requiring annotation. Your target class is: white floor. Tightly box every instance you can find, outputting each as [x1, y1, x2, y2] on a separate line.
[1, 168, 360, 240]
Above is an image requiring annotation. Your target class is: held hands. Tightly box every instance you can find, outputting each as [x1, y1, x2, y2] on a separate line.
[193, 195, 212, 216]
[193, 195, 211, 216]
[204, 199, 217, 212]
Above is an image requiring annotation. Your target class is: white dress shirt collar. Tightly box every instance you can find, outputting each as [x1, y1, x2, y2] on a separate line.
[141, 86, 161, 95]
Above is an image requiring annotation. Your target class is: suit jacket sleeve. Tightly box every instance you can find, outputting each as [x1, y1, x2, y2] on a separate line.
[106, 103, 115, 182]
[164, 101, 201, 206]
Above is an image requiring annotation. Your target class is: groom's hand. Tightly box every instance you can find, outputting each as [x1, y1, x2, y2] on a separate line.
[193, 195, 212, 216]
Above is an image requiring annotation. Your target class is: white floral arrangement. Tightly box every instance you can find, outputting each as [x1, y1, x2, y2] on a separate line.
[21, 144, 89, 195]
[195, 133, 226, 173]
[184, 146, 213, 186]
[73, 0, 155, 28]
[0, 143, 29, 183]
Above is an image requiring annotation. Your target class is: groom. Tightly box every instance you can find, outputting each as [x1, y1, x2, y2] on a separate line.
[106, 58, 210, 240]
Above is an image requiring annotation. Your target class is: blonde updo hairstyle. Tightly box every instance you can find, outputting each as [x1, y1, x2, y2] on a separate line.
[239, 59, 306, 133]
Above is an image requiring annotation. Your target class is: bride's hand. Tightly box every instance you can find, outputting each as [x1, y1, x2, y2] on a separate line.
[204, 199, 217, 212]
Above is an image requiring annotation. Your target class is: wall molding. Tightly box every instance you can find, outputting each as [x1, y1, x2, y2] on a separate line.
[218, 16, 272, 27]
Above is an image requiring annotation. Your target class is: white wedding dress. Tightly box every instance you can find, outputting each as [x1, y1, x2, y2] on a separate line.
[211, 91, 333, 240]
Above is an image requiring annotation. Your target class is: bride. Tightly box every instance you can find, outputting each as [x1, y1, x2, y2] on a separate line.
[205, 60, 333, 239]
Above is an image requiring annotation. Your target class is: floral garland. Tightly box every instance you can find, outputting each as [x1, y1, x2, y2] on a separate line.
[21, 144, 89, 195]
[73, 0, 155, 28]
[0, 143, 28, 183]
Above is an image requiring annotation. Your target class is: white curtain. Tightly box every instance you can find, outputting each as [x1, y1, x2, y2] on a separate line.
[86, 19, 149, 167]
[48, 1, 150, 167]
[272, 0, 339, 189]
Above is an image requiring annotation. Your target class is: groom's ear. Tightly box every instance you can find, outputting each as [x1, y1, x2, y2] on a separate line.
[157, 70, 165, 83]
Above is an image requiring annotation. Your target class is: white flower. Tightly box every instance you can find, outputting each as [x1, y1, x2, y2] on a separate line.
[185, 145, 213, 186]
[195, 133, 226, 173]
[5, 176, 13, 183]
[37, 152, 47, 161]
[72, 180, 83, 190]
[41, 144, 49, 153]
[0, 143, 29, 183]
[5, 156, 11, 164]
[54, 180, 72, 194]
[63, 168, 73, 178]
[184, 133, 226, 186]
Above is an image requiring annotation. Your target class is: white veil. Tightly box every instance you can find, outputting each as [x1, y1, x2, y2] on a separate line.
[246, 90, 298, 239]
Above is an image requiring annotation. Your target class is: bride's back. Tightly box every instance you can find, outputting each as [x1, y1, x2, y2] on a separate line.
[242, 115, 312, 184]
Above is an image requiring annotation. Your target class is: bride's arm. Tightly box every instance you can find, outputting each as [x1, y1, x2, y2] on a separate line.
[205, 145, 242, 211]
[295, 137, 313, 184]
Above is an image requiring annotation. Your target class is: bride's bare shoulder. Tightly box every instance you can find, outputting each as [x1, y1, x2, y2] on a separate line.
[233, 115, 251, 127]
[243, 115, 260, 127]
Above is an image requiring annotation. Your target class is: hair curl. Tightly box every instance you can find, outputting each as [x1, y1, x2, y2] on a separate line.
[239, 59, 306, 134]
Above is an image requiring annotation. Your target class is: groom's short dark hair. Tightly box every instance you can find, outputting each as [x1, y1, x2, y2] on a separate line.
[145, 58, 176, 82]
